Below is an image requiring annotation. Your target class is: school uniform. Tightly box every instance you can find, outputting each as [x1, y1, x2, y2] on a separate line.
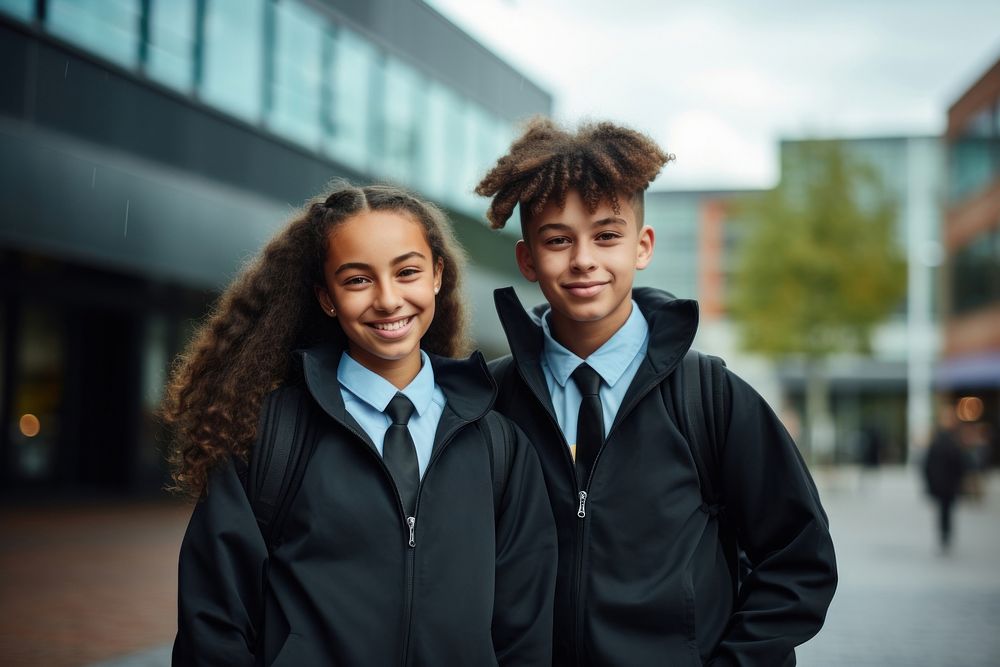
[174, 345, 557, 666]
[490, 286, 837, 667]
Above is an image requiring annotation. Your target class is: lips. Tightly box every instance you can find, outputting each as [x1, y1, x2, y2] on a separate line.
[563, 281, 608, 298]
[367, 316, 414, 339]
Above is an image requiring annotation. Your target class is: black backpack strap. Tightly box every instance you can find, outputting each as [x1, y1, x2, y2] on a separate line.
[247, 386, 319, 553]
[482, 411, 514, 512]
[674, 349, 742, 592]
[679, 350, 724, 514]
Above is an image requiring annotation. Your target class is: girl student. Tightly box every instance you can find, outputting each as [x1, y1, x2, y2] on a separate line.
[164, 183, 557, 666]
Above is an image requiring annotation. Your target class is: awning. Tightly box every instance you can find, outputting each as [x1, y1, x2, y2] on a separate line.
[935, 353, 1000, 388]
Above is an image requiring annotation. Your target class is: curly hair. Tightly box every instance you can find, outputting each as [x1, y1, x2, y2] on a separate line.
[475, 116, 674, 231]
[161, 182, 470, 498]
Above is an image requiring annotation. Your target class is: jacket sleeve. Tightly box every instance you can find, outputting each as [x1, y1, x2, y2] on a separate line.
[492, 421, 558, 667]
[172, 459, 268, 667]
[708, 371, 838, 667]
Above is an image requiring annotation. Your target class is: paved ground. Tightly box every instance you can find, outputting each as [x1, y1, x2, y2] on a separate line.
[1, 468, 997, 666]
[796, 468, 1000, 667]
[0, 501, 191, 667]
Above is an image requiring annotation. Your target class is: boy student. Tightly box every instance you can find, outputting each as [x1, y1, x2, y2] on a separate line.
[476, 118, 837, 666]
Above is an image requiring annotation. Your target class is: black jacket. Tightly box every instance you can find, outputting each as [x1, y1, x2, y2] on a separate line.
[923, 429, 965, 500]
[490, 287, 837, 667]
[174, 345, 557, 666]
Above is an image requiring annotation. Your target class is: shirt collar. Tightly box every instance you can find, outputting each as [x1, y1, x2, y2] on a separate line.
[337, 350, 437, 417]
[540, 301, 649, 389]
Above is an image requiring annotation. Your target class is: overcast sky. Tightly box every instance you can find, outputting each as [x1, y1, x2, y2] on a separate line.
[426, 0, 1000, 191]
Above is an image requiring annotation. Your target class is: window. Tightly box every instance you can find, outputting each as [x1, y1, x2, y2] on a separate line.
[200, 0, 265, 122]
[949, 103, 1000, 202]
[146, 0, 196, 92]
[0, 0, 34, 21]
[47, 0, 141, 68]
[952, 227, 1000, 314]
[8, 304, 65, 482]
[417, 81, 450, 200]
[328, 27, 375, 172]
[269, 0, 325, 148]
[380, 57, 422, 183]
[949, 136, 1000, 202]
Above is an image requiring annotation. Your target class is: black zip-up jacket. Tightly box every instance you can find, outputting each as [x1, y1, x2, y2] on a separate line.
[174, 345, 557, 666]
[490, 287, 837, 667]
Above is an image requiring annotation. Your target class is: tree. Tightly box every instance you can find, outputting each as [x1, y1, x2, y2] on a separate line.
[729, 140, 906, 462]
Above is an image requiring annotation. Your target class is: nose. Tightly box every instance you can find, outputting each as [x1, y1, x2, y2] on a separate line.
[373, 282, 404, 313]
[570, 241, 597, 272]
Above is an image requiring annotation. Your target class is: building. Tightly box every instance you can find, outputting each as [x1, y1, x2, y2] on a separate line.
[940, 56, 1000, 464]
[0, 0, 551, 496]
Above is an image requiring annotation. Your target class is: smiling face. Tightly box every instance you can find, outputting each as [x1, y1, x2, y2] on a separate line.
[516, 189, 654, 355]
[316, 210, 443, 386]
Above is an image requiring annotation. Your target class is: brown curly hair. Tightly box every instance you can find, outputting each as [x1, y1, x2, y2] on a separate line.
[475, 116, 674, 232]
[162, 182, 470, 498]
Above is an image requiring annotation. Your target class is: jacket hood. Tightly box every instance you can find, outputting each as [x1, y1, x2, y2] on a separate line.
[493, 286, 699, 376]
[297, 344, 497, 424]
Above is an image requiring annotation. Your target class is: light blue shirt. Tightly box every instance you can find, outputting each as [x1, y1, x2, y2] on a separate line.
[337, 350, 446, 478]
[540, 301, 649, 453]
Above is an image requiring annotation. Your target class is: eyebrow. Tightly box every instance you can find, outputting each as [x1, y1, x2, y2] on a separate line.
[535, 217, 628, 235]
[334, 251, 427, 274]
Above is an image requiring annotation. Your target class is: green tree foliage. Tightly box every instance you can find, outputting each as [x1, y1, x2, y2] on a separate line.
[730, 140, 906, 360]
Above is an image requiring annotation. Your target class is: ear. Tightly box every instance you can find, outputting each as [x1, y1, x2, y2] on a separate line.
[314, 284, 337, 316]
[433, 257, 444, 294]
[514, 239, 538, 282]
[635, 225, 655, 270]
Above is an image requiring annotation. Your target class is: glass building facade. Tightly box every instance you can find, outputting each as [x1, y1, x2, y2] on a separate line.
[0, 0, 516, 218]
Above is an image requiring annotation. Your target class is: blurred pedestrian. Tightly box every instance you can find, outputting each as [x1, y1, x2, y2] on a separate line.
[162, 183, 556, 665]
[860, 422, 884, 469]
[923, 405, 966, 553]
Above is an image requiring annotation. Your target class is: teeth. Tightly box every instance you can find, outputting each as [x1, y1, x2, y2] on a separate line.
[372, 317, 411, 331]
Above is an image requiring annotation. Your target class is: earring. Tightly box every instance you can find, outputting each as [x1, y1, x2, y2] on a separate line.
[434, 286, 440, 294]
[329, 307, 336, 316]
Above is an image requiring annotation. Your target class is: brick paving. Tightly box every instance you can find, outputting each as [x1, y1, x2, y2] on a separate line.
[0, 501, 191, 667]
[2, 469, 998, 666]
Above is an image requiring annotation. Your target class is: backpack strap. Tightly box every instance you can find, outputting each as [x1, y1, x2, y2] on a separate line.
[481, 411, 514, 512]
[679, 350, 722, 514]
[247, 386, 319, 554]
[674, 349, 740, 591]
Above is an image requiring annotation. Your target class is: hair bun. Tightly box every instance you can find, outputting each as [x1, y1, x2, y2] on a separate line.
[323, 185, 365, 211]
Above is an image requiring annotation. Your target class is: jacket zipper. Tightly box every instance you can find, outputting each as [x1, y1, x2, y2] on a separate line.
[400, 516, 416, 667]
[514, 359, 668, 663]
[397, 419, 471, 667]
[334, 419, 421, 667]
[510, 362, 590, 661]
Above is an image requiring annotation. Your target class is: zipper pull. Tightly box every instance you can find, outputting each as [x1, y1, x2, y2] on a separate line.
[407, 516, 416, 547]
[577, 491, 588, 518]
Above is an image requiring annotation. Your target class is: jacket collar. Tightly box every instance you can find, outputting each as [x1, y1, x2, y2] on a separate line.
[297, 344, 497, 427]
[493, 285, 699, 378]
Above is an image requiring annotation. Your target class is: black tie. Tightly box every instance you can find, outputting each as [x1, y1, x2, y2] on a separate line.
[572, 363, 604, 484]
[384, 393, 419, 516]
